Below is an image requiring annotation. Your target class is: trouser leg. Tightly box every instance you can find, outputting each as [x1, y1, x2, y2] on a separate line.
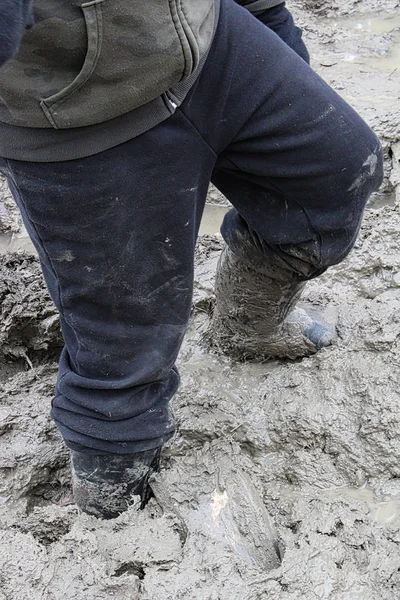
[184, 0, 383, 271]
[0, 112, 216, 453]
[182, 0, 383, 357]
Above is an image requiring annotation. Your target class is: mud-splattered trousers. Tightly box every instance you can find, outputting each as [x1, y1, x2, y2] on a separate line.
[0, 0, 383, 454]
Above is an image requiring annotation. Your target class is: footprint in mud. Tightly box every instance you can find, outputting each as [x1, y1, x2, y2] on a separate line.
[152, 444, 282, 573]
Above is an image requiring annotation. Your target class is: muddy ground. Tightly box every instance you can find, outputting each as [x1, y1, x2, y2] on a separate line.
[1, 0, 400, 598]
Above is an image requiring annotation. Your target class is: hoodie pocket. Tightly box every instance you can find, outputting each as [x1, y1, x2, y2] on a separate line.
[40, 0, 103, 128]
[38, 0, 214, 130]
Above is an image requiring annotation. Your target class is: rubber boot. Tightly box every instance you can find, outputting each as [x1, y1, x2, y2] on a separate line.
[207, 245, 334, 361]
[71, 447, 162, 519]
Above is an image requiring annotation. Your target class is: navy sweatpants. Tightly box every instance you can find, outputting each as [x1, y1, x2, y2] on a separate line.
[0, 0, 383, 454]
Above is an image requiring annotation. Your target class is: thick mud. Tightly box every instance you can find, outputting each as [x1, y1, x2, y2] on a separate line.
[1, 0, 400, 598]
[2, 206, 400, 599]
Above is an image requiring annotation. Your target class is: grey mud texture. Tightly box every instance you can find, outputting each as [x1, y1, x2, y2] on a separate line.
[1, 0, 400, 597]
[2, 205, 400, 599]
[0, 253, 62, 361]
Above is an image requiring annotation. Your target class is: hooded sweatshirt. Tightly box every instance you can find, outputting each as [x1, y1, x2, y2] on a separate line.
[0, 0, 284, 162]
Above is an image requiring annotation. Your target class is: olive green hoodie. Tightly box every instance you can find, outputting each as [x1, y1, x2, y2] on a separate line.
[0, 0, 283, 161]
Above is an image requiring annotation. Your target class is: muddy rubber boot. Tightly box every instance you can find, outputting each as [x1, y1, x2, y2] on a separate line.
[207, 245, 335, 361]
[71, 447, 162, 519]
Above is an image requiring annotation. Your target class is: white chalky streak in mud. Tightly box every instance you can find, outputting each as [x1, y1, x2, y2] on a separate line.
[211, 488, 229, 521]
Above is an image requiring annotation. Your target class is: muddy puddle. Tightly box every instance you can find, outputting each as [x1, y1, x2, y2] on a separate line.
[329, 486, 400, 526]
[199, 203, 229, 236]
[325, 13, 400, 71]
[1, 0, 400, 598]
[327, 12, 400, 37]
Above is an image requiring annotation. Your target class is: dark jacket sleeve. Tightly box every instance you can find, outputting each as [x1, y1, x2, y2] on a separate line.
[0, 0, 34, 67]
[235, 0, 285, 12]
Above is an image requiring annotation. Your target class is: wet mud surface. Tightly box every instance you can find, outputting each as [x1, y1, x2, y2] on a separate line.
[1, 0, 400, 598]
[2, 206, 400, 599]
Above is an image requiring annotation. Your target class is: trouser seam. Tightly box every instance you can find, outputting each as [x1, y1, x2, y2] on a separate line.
[177, 107, 219, 157]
